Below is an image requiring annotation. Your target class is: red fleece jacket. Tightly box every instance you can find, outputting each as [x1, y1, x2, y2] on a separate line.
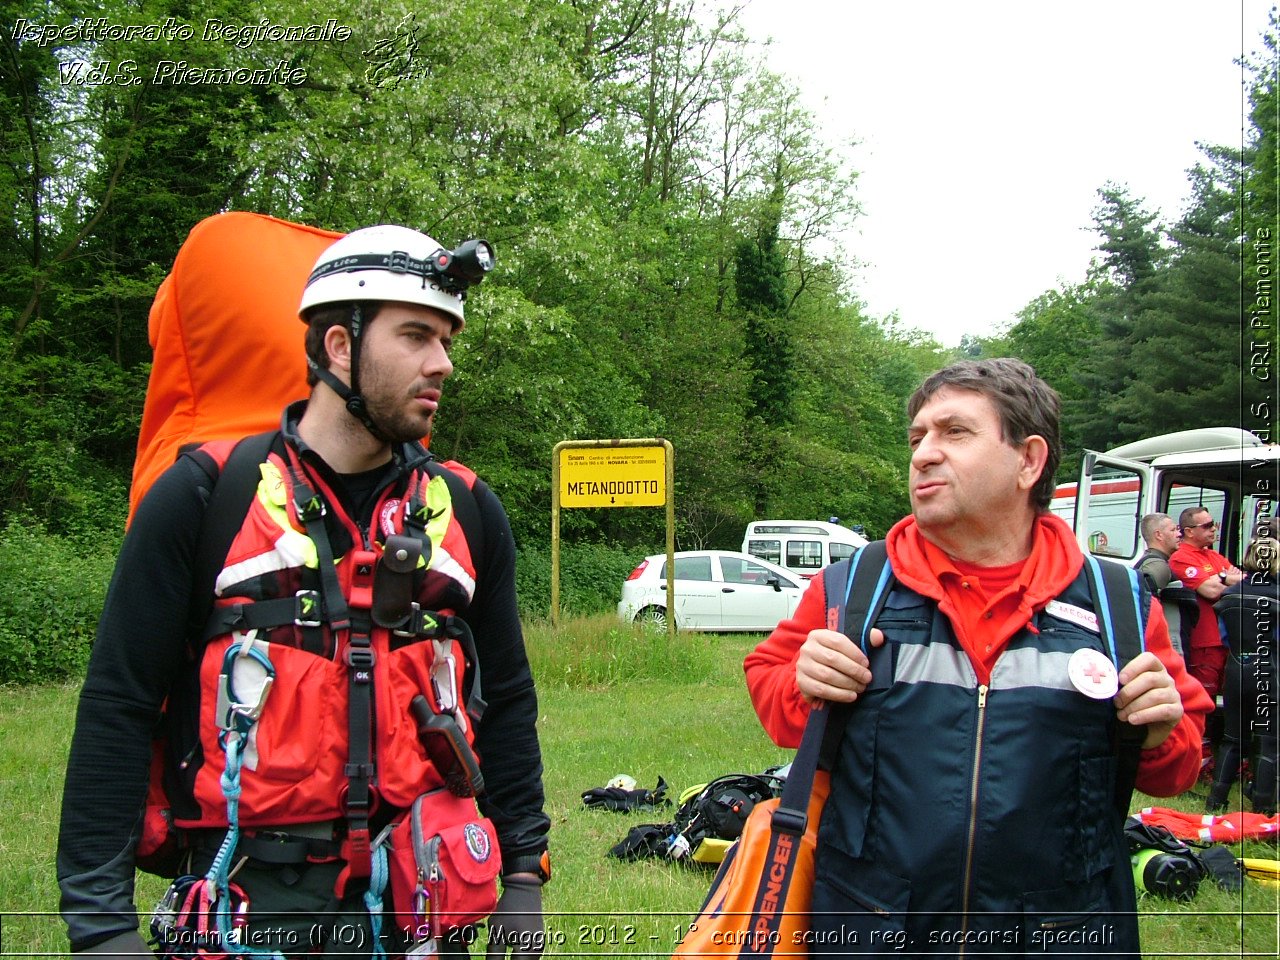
[744, 514, 1212, 797]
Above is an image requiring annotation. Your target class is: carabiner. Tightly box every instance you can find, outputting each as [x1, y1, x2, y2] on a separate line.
[216, 632, 275, 739]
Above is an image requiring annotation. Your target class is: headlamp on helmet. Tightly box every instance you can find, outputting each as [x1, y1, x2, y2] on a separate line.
[299, 225, 495, 330]
[431, 239, 495, 293]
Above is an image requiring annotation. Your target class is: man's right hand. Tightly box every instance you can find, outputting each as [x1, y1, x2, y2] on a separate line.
[77, 929, 151, 957]
[796, 628, 885, 703]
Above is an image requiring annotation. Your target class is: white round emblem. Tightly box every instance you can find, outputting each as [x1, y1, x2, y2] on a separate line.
[1067, 648, 1119, 700]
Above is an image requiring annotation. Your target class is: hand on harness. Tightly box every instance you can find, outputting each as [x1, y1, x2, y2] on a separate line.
[78, 929, 153, 957]
[484, 877, 544, 960]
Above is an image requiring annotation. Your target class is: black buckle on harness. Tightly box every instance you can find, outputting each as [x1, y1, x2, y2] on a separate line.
[392, 602, 422, 638]
[223, 603, 249, 633]
[234, 830, 344, 865]
[345, 646, 375, 672]
[294, 590, 322, 628]
[295, 493, 326, 523]
[343, 763, 376, 781]
[393, 603, 448, 639]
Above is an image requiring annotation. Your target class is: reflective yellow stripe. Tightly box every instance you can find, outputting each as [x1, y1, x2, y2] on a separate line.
[422, 474, 475, 599]
[215, 460, 318, 595]
[422, 475, 453, 555]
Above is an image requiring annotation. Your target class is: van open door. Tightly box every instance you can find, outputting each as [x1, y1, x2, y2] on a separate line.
[1073, 451, 1155, 565]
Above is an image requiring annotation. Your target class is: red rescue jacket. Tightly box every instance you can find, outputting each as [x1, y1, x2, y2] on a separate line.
[170, 434, 483, 829]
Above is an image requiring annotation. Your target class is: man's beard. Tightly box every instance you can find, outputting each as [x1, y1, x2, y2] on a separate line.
[357, 363, 439, 444]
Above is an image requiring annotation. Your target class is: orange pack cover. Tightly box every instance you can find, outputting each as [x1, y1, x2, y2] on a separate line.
[129, 212, 344, 521]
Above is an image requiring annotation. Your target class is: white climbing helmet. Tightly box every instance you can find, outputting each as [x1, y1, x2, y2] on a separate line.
[299, 224, 493, 330]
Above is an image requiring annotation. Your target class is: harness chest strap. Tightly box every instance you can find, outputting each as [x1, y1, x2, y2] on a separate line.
[286, 467, 377, 895]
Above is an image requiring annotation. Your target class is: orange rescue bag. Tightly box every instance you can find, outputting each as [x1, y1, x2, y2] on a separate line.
[129, 211, 343, 521]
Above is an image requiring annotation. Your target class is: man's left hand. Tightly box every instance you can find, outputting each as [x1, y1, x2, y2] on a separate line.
[486, 876, 544, 959]
[1114, 652, 1183, 750]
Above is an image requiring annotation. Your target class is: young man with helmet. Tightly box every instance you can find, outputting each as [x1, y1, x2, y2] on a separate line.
[57, 225, 550, 958]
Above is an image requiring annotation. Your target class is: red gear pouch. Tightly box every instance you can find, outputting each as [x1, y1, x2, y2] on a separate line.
[137, 733, 185, 877]
[384, 789, 501, 942]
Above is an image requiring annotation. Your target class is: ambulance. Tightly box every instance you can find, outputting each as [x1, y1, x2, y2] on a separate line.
[1048, 427, 1278, 567]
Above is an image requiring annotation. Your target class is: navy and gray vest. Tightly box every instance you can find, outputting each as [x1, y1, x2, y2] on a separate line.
[811, 563, 1144, 958]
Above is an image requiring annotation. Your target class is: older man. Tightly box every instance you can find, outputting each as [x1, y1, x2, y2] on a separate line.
[746, 358, 1210, 958]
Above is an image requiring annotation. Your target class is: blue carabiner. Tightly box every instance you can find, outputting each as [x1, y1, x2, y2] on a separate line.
[216, 635, 275, 744]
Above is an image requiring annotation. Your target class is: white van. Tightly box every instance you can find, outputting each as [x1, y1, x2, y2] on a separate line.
[1048, 427, 1278, 654]
[742, 520, 868, 580]
[1049, 427, 1278, 566]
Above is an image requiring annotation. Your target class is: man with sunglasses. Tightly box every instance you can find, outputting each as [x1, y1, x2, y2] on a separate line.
[1169, 507, 1243, 702]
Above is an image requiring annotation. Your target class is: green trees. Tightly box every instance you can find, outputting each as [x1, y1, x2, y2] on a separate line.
[1001, 10, 1277, 483]
[1066, 185, 1169, 453]
[1007, 172, 1256, 481]
[1, 0, 942, 552]
[5, 0, 1269, 561]
[3, 0, 1270, 686]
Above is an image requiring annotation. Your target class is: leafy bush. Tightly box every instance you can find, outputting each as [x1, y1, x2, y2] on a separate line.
[0, 516, 119, 685]
[0, 336, 141, 537]
[515, 541, 643, 620]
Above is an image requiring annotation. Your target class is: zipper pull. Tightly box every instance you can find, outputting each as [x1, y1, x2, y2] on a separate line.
[427, 835, 442, 883]
[977, 684, 988, 710]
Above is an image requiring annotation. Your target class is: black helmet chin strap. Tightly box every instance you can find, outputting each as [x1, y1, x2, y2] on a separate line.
[309, 303, 388, 442]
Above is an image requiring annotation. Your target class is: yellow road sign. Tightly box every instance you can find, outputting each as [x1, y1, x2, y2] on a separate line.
[559, 445, 666, 507]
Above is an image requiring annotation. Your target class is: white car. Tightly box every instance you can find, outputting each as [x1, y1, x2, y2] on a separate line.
[617, 550, 805, 632]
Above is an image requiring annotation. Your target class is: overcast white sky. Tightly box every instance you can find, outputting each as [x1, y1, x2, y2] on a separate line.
[733, 0, 1275, 346]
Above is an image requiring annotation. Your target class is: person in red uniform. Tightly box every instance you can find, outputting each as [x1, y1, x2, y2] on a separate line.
[745, 358, 1211, 956]
[1169, 505, 1243, 700]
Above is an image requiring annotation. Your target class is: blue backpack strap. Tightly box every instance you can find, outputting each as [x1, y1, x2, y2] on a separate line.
[1084, 554, 1147, 667]
[1083, 555, 1149, 819]
[839, 541, 895, 654]
[819, 541, 895, 765]
[766, 543, 897, 841]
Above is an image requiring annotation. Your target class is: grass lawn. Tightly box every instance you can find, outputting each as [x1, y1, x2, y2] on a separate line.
[2, 621, 1277, 956]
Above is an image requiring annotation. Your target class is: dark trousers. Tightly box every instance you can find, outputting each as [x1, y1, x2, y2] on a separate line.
[1210, 654, 1279, 814]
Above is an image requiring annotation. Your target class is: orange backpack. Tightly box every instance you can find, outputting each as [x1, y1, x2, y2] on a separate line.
[129, 211, 344, 522]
